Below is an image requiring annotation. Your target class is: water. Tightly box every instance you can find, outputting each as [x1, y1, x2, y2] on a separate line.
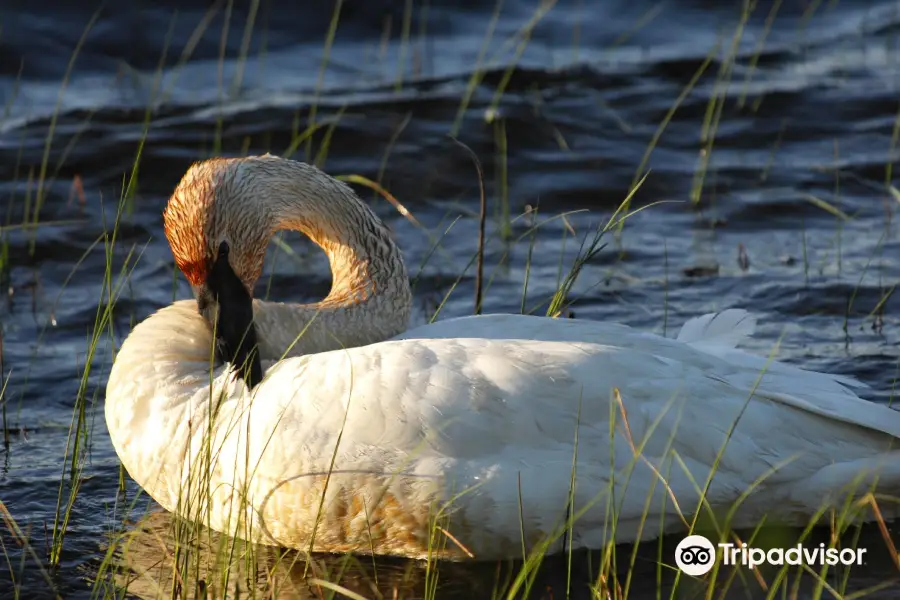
[2, 0, 900, 597]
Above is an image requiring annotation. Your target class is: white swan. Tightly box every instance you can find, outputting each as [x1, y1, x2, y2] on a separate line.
[106, 154, 900, 560]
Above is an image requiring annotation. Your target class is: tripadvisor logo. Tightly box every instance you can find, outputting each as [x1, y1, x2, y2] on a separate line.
[675, 535, 716, 576]
[676, 535, 867, 576]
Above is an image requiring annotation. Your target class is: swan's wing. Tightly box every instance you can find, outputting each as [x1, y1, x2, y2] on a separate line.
[676, 309, 869, 390]
[225, 335, 900, 553]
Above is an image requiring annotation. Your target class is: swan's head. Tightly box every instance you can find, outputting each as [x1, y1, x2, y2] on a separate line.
[163, 156, 273, 388]
[163, 153, 411, 383]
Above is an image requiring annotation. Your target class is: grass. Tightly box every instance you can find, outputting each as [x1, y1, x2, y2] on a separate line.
[1, 0, 900, 599]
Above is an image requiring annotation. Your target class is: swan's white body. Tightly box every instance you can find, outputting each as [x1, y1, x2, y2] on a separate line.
[105, 155, 900, 560]
[106, 300, 900, 560]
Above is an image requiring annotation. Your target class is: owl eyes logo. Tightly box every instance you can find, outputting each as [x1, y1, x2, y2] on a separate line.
[675, 535, 716, 576]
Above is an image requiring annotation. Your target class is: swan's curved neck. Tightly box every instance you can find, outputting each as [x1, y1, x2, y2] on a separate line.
[255, 167, 413, 359]
[273, 196, 399, 308]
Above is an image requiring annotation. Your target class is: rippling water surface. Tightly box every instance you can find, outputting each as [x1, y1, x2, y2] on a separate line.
[3, 0, 900, 598]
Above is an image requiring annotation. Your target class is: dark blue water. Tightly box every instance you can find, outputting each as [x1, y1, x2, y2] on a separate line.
[3, 0, 900, 598]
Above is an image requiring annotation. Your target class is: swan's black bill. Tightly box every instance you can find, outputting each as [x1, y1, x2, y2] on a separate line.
[195, 241, 263, 388]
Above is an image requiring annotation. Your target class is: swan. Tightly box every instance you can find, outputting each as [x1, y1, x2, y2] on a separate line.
[106, 153, 900, 561]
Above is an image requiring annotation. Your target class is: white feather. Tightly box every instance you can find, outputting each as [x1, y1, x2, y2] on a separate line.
[676, 308, 757, 349]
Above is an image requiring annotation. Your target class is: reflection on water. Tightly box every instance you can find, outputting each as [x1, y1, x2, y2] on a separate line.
[99, 511, 546, 600]
[89, 509, 900, 600]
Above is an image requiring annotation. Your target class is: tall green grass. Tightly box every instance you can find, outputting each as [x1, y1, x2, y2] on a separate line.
[0, 0, 899, 599]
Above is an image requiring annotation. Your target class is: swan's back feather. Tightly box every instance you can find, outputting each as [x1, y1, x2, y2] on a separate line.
[406, 311, 870, 393]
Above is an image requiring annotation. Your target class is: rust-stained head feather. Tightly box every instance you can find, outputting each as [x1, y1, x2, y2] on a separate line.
[163, 159, 224, 287]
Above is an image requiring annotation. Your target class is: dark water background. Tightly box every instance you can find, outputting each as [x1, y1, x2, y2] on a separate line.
[3, 0, 900, 598]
